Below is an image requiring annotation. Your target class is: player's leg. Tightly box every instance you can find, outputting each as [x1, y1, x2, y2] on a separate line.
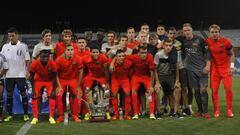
[16, 78, 29, 121]
[4, 78, 15, 121]
[0, 79, 4, 122]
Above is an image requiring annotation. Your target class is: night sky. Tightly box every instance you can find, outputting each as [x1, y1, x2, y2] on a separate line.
[0, 0, 239, 33]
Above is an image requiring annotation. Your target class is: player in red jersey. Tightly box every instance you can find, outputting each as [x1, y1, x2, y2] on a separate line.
[55, 45, 83, 123]
[76, 37, 91, 59]
[29, 49, 60, 124]
[129, 46, 155, 120]
[55, 29, 78, 58]
[82, 46, 110, 120]
[109, 49, 132, 120]
[206, 24, 235, 118]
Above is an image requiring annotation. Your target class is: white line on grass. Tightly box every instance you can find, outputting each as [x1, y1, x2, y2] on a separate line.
[15, 122, 32, 135]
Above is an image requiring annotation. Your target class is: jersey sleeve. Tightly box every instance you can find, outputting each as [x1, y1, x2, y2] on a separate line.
[50, 61, 58, 72]
[154, 52, 160, 65]
[30, 61, 37, 73]
[24, 44, 31, 60]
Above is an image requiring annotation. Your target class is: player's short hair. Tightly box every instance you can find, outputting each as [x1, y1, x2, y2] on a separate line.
[41, 29, 51, 38]
[116, 49, 125, 55]
[149, 33, 158, 39]
[167, 27, 176, 32]
[118, 34, 128, 41]
[107, 30, 116, 37]
[77, 36, 86, 41]
[127, 27, 135, 31]
[209, 24, 221, 31]
[157, 24, 166, 29]
[7, 27, 18, 34]
[163, 38, 173, 45]
[90, 45, 100, 51]
[138, 46, 147, 51]
[182, 23, 192, 28]
[97, 28, 105, 33]
[62, 29, 72, 36]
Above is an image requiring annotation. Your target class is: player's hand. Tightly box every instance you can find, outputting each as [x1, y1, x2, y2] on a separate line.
[26, 71, 30, 80]
[149, 87, 154, 94]
[203, 65, 210, 74]
[76, 86, 82, 99]
[229, 67, 234, 75]
[174, 80, 181, 89]
[56, 86, 62, 95]
[109, 65, 115, 72]
[154, 82, 162, 91]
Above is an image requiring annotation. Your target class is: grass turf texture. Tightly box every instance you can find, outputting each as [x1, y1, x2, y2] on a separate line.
[1, 77, 240, 135]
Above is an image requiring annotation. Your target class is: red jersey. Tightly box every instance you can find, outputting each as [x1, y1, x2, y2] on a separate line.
[77, 49, 91, 60]
[127, 53, 155, 77]
[55, 42, 78, 58]
[110, 58, 132, 80]
[30, 59, 57, 81]
[56, 54, 83, 80]
[83, 54, 109, 78]
[206, 37, 232, 68]
[128, 40, 140, 49]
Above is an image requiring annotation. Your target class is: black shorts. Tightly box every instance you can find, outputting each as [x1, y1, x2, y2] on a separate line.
[5, 78, 27, 93]
[0, 79, 4, 86]
[187, 70, 208, 89]
[179, 68, 188, 88]
[159, 75, 175, 96]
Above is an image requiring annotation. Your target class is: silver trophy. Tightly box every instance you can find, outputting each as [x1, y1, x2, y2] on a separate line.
[86, 82, 110, 122]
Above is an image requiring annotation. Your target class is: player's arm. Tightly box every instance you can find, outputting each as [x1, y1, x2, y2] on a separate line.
[201, 38, 211, 74]
[228, 47, 235, 74]
[29, 71, 35, 96]
[175, 62, 180, 88]
[109, 57, 116, 72]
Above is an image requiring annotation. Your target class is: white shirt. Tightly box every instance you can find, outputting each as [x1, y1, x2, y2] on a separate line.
[32, 42, 54, 58]
[1, 41, 30, 78]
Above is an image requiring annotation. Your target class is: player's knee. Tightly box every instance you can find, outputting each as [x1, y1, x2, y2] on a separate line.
[125, 92, 130, 97]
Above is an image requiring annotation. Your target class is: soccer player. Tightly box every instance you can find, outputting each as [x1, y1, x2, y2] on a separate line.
[167, 27, 191, 116]
[130, 46, 155, 120]
[154, 38, 182, 118]
[1, 27, 30, 122]
[32, 29, 55, 59]
[55, 29, 78, 58]
[182, 23, 211, 119]
[76, 37, 91, 59]
[0, 53, 8, 122]
[29, 49, 60, 124]
[82, 46, 110, 120]
[206, 24, 235, 118]
[55, 45, 83, 123]
[109, 49, 132, 120]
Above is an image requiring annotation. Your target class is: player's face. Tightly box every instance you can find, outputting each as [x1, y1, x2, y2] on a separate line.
[149, 37, 158, 46]
[107, 33, 115, 43]
[119, 37, 128, 48]
[127, 28, 135, 40]
[163, 42, 173, 53]
[210, 28, 220, 40]
[84, 31, 93, 41]
[65, 46, 74, 59]
[141, 25, 149, 34]
[39, 53, 50, 65]
[77, 39, 87, 50]
[63, 34, 72, 45]
[43, 33, 52, 44]
[167, 30, 176, 40]
[8, 32, 18, 44]
[157, 26, 165, 36]
[96, 31, 104, 41]
[116, 52, 125, 63]
[138, 32, 147, 44]
[138, 49, 147, 60]
[91, 49, 100, 60]
[183, 26, 193, 39]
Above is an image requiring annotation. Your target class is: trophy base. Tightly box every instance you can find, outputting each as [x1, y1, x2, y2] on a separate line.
[89, 116, 110, 122]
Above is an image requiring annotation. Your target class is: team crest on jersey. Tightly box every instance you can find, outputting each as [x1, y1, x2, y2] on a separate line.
[219, 44, 224, 48]
[192, 43, 198, 48]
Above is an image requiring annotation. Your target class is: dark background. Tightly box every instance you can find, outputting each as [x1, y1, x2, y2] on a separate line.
[0, 0, 239, 33]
